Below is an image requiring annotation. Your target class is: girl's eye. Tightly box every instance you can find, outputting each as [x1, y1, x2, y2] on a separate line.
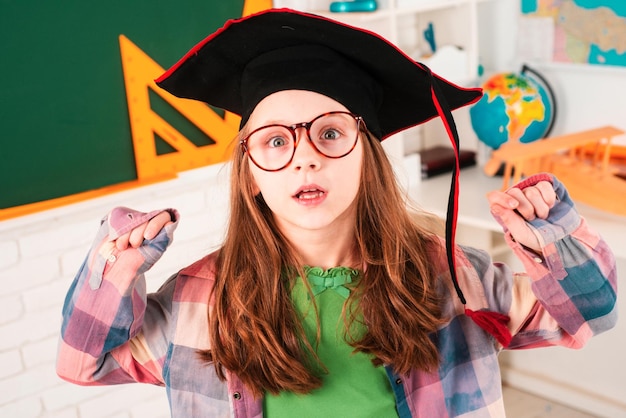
[268, 136, 288, 148]
[321, 128, 341, 140]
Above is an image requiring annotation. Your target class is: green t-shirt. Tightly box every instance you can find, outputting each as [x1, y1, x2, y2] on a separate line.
[263, 267, 399, 418]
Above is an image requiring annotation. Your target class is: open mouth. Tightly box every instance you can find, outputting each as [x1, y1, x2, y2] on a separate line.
[295, 188, 326, 200]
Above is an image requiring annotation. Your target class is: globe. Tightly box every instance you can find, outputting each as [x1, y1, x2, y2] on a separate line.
[469, 65, 556, 149]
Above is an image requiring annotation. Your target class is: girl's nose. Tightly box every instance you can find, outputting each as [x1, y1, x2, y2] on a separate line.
[291, 129, 321, 171]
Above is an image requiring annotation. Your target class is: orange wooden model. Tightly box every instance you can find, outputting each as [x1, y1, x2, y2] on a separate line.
[484, 126, 626, 216]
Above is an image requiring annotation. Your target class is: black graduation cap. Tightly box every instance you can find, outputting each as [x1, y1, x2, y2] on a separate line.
[156, 8, 512, 346]
[155, 8, 480, 138]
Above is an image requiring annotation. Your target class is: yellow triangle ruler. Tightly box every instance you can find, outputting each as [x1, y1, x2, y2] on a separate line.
[119, 0, 272, 180]
[119, 34, 241, 180]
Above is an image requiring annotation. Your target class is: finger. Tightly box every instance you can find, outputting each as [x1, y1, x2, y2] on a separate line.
[128, 223, 149, 248]
[535, 181, 557, 208]
[115, 232, 131, 251]
[486, 190, 519, 212]
[506, 187, 536, 221]
[523, 186, 552, 219]
[143, 211, 173, 240]
[517, 182, 556, 220]
[487, 191, 524, 227]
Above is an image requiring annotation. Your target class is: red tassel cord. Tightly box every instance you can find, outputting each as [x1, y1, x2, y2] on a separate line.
[465, 308, 512, 347]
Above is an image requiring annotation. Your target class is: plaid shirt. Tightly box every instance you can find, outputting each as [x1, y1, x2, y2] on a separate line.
[57, 174, 617, 417]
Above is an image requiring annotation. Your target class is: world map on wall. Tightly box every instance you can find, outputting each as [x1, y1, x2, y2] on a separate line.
[521, 0, 626, 66]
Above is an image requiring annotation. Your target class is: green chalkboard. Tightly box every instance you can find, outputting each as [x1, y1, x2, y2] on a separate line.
[0, 0, 244, 209]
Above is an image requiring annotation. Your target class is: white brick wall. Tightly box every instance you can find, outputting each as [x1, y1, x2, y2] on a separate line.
[0, 163, 230, 418]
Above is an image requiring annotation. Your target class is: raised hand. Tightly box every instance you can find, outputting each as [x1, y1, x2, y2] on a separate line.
[113, 210, 174, 251]
[487, 180, 557, 252]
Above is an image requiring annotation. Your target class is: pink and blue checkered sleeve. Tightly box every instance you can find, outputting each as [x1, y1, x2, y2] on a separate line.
[503, 174, 618, 348]
[56, 207, 179, 386]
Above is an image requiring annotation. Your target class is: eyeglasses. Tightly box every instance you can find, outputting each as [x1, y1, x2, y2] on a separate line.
[240, 111, 364, 171]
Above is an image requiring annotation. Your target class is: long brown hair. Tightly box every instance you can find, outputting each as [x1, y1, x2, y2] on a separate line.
[201, 128, 446, 398]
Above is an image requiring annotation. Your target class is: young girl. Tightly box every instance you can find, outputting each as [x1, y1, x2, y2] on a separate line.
[57, 9, 617, 418]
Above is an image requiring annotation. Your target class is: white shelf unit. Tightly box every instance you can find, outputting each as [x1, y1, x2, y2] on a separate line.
[301, 0, 489, 163]
[309, 0, 486, 86]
